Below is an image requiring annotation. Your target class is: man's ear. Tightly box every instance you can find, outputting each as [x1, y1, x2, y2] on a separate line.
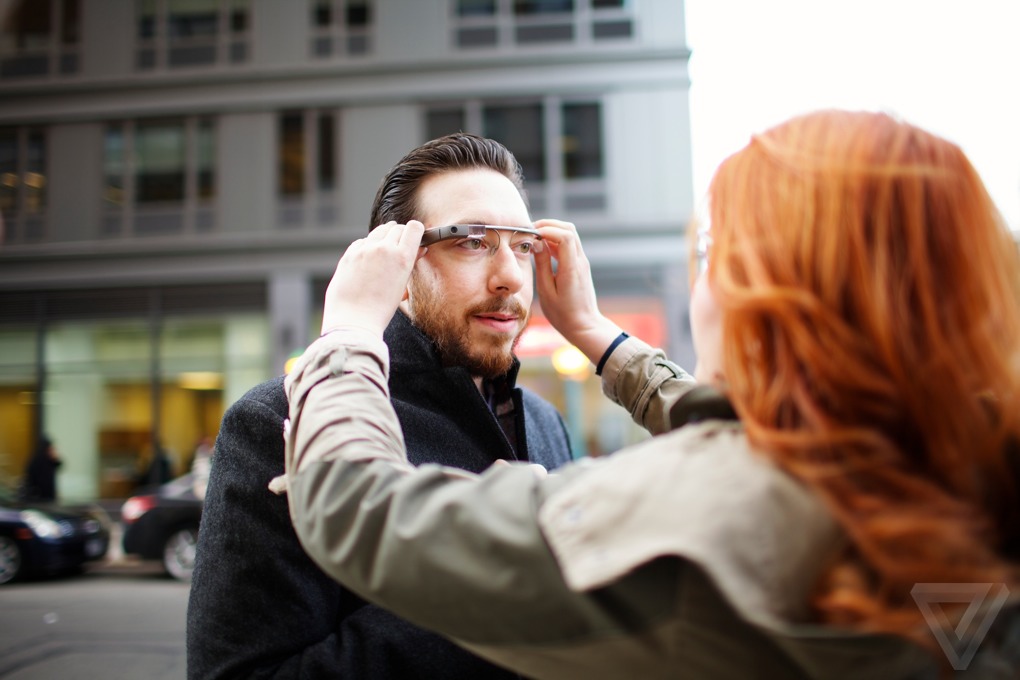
[403, 249, 426, 303]
[398, 296, 412, 316]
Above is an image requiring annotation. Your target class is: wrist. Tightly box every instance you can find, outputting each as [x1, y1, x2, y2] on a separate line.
[568, 320, 626, 367]
[320, 321, 386, 338]
[595, 331, 630, 376]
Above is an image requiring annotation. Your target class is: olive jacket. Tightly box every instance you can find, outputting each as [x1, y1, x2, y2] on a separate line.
[283, 328, 1020, 680]
[186, 312, 572, 679]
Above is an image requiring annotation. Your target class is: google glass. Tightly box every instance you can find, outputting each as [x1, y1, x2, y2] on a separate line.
[420, 224, 543, 246]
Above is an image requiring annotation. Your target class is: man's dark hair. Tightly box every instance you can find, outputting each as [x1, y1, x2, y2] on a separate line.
[368, 133, 528, 231]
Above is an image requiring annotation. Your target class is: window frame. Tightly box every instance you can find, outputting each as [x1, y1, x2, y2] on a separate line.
[424, 96, 607, 216]
[0, 0, 81, 80]
[450, 0, 634, 50]
[135, 0, 251, 72]
[103, 116, 218, 238]
[276, 108, 341, 230]
[0, 125, 48, 244]
[310, 0, 374, 59]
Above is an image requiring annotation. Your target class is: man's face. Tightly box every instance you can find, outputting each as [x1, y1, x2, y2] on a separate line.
[400, 168, 534, 378]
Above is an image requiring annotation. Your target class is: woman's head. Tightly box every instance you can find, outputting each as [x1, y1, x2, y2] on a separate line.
[695, 109, 1020, 645]
[700, 109, 1019, 437]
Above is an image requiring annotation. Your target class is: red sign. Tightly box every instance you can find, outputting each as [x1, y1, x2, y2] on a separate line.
[517, 309, 666, 358]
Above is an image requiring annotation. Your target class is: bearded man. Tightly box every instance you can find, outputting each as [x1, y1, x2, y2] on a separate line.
[187, 133, 572, 680]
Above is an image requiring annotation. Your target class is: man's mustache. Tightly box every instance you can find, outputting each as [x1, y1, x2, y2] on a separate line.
[467, 298, 529, 320]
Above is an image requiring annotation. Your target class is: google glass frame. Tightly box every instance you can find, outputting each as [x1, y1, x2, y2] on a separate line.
[420, 224, 543, 247]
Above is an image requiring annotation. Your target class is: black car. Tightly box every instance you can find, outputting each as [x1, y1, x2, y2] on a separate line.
[0, 483, 111, 585]
[121, 473, 202, 581]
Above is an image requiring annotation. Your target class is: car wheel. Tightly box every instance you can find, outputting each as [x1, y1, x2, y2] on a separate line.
[0, 536, 23, 585]
[163, 526, 198, 582]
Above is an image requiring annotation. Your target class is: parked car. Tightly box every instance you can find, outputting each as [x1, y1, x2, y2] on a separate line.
[121, 473, 203, 581]
[0, 482, 111, 585]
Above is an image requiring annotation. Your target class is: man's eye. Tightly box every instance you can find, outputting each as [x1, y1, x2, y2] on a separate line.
[458, 239, 486, 251]
[513, 241, 534, 254]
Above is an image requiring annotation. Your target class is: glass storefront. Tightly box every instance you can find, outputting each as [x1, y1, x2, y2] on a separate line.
[0, 327, 37, 487]
[1, 287, 683, 502]
[0, 313, 268, 502]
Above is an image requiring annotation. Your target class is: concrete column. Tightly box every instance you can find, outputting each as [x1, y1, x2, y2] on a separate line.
[268, 271, 311, 380]
[45, 326, 101, 502]
[223, 315, 269, 409]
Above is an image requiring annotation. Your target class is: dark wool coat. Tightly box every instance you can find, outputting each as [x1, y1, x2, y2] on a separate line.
[21, 438, 60, 502]
[186, 312, 572, 679]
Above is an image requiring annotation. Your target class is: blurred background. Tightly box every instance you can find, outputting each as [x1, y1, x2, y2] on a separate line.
[3, 3, 1016, 673]
[0, 0, 694, 503]
[5, 0, 1018, 507]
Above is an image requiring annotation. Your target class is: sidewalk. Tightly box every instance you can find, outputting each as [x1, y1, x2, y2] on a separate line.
[1, 544, 189, 680]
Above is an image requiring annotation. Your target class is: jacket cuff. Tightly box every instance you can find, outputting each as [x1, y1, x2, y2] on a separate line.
[598, 335, 646, 403]
[284, 328, 389, 402]
[594, 332, 630, 376]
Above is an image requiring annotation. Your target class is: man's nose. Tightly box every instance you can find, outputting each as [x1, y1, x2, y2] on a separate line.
[487, 243, 525, 295]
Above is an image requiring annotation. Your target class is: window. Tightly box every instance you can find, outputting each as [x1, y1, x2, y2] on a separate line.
[311, 0, 373, 58]
[514, 0, 573, 43]
[514, 0, 575, 12]
[137, 0, 250, 71]
[277, 110, 340, 228]
[425, 98, 605, 214]
[136, 119, 186, 203]
[483, 104, 545, 181]
[0, 0, 81, 79]
[452, 0, 632, 49]
[453, 0, 498, 47]
[1, 126, 47, 244]
[317, 115, 337, 191]
[590, 0, 631, 39]
[425, 109, 466, 140]
[196, 119, 215, 200]
[457, 0, 496, 16]
[103, 117, 216, 237]
[562, 102, 602, 178]
[103, 125, 126, 208]
[279, 112, 306, 197]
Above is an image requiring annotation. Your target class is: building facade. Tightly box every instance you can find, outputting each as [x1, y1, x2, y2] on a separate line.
[0, 0, 695, 501]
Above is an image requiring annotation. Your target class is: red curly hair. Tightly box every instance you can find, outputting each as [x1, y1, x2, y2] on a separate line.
[702, 110, 1020, 649]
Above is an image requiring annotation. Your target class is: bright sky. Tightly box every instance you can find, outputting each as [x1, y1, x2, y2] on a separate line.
[683, 0, 1020, 232]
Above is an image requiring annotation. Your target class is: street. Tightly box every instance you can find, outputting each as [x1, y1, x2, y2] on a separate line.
[0, 560, 188, 680]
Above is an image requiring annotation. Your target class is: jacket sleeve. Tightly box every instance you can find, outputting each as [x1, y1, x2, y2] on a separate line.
[187, 385, 517, 680]
[597, 336, 698, 436]
[284, 331, 680, 650]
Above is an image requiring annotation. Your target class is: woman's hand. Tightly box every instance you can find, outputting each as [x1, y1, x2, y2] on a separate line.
[321, 220, 426, 337]
[533, 219, 624, 362]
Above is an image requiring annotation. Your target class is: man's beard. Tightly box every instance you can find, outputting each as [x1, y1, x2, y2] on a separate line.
[407, 276, 529, 379]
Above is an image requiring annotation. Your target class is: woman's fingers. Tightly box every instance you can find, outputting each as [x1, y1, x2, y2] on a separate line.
[321, 221, 427, 337]
[401, 220, 425, 246]
[530, 219, 622, 358]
